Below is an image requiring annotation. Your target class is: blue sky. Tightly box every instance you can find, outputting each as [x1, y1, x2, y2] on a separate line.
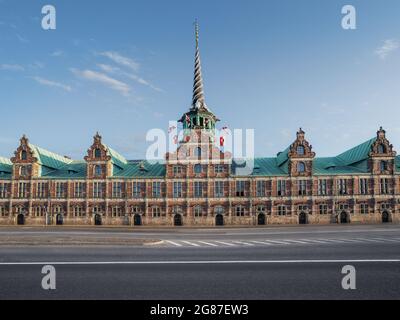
[1, 0, 400, 160]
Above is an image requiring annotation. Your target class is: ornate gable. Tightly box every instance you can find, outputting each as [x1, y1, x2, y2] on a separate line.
[84, 132, 111, 162]
[288, 128, 316, 159]
[11, 135, 37, 164]
[369, 127, 396, 157]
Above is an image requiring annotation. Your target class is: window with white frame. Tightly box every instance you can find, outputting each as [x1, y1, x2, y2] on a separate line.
[215, 206, 224, 215]
[359, 178, 368, 195]
[298, 180, 307, 196]
[194, 205, 202, 217]
[214, 165, 225, 174]
[337, 179, 347, 195]
[214, 181, 224, 198]
[173, 165, 183, 176]
[36, 182, 46, 198]
[318, 179, 327, 196]
[256, 180, 266, 197]
[112, 182, 122, 198]
[73, 206, 84, 217]
[152, 181, 161, 198]
[132, 182, 141, 198]
[74, 182, 84, 198]
[56, 182, 65, 198]
[194, 181, 203, 198]
[93, 182, 103, 198]
[173, 181, 182, 198]
[235, 205, 245, 217]
[152, 206, 161, 218]
[360, 203, 369, 215]
[0, 183, 7, 198]
[112, 206, 122, 217]
[18, 182, 27, 198]
[380, 178, 389, 195]
[0, 206, 7, 217]
[277, 180, 286, 196]
[236, 181, 245, 197]
[319, 204, 328, 215]
[277, 205, 287, 216]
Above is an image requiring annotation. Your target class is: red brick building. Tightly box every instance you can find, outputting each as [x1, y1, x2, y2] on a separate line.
[0, 25, 398, 227]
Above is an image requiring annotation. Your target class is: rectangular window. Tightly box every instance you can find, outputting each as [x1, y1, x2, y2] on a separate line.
[112, 207, 122, 217]
[93, 182, 103, 198]
[112, 182, 122, 198]
[235, 206, 245, 217]
[318, 179, 327, 196]
[256, 181, 266, 197]
[214, 165, 225, 174]
[173, 166, 183, 175]
[132, 182, 141, 198]
[214, 181, 224, 198]
[380, 178, 389, 195]
[298, 180, 307, 196]
[277, 205, 286, 216]
[360, 204, 369, 215]
[73, 206, 84, 217]
[18, 182, 27, 198]
[277, 180, 286, 196]
[194, 181, 203, 198]
[173, 182, 182, 198]
[319, 204, 328, 215]
[236, 181, 245, 197]
[56, 182, 65, 198]
[0, 183, 7, 198]
[74, 182, 84, 198]
[0, 206, 6, 217]
[359, 178, 368, 195]
[36, 182, 46, 198]
[152, 207, 161, 218]
[152, 181, 161, 198]
[338, 179, 347, 195]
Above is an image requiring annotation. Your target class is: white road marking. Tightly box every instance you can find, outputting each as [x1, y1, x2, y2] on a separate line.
[214, 241, 236, 247]
[164, 240, 183, 247]
[197, 241, 219, 247]
[371, 238, 400, 243]
[181, 241, 201, 247]
[232, 241, 255, 246]
[263, 240, 290, 245]
[250, 240, 273, 246]
[281, 239, 309, 244]
[0, 259, 399, 266]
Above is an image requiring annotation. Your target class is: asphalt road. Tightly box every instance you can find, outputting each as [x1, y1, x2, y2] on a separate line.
[0, 224, 399, 300]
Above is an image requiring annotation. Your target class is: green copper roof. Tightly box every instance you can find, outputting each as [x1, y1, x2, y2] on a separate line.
[276, 147, 290, 167]
[113, 160, 166, 178]
[0, 156, 12, 179]
[336, 138, 375, 166]
[41, 161, 87, 179]
[29, 144, 73, 169]
[105, 146, 128, 168]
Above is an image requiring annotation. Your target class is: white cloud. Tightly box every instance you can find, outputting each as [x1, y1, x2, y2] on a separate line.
[125, 73, 163, 92]
[71, 68, 131, 96]
[32, 76, 72, 92]
[16, 34, 29, 43]
[0, 64, 24, 71]
[97, 64, 120, 73]
[99, 51, 140, 71]
[51, 50, 64, 57]
[375, 39, 399, 60]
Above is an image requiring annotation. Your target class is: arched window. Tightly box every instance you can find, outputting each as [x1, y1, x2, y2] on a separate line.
[380, 161, 388, 172]
[195, 147, 202, 159]
[378, 144, 386, 154]
[297, 162, 306, 173]
[194, 205, 202, 217]
[94, 165, 102, 177]
[297, 145, 305, 155]
[257, 205, 265, 213]
[21, 150, 27, 160]
[194, 164, 202, 174]
[94, 148, 101, 158]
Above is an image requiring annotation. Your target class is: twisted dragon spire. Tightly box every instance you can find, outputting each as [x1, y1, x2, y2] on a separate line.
[192, 21, 208, 111]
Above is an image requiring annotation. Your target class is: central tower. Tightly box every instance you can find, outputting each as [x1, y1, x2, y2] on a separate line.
[179, 21, 219, 134]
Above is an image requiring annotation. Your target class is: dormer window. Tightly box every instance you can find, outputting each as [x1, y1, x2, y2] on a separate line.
[94, 148, 101, 158]
[297, 162, 306, 173]
[20, 166, 28, 177]
[21, 150, 27, 160]
[94, 165, 102, 177]
[297, 145, 305, 155]
[378, 144, 386, 154]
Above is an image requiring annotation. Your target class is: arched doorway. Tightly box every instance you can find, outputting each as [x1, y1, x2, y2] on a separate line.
[134, 214, 142, 226]
[382, 211, 390, 223]
[340, 211, 349, 224]
[94, 214, 102, 226]
[257, 213, 266, 225]
[174, 214, 182, 226]
[215, 214, 224, 226]
[17, 214, 25, 225]
[56, 214, 63, 225]
[299, 212, 308, 225]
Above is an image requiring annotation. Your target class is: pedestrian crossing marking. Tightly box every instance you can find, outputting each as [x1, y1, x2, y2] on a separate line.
[161, 237, 399, 248]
